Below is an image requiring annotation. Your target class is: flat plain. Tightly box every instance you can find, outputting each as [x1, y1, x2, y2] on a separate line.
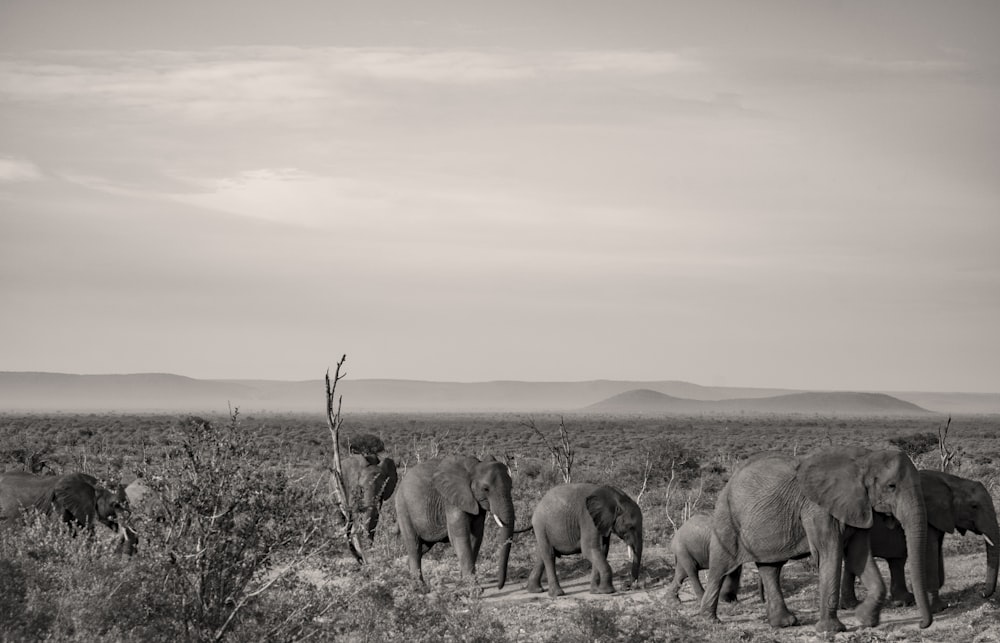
[1, 411, 998, 642]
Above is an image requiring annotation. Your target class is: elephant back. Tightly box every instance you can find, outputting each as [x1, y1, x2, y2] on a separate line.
[0, 472, 59, 517]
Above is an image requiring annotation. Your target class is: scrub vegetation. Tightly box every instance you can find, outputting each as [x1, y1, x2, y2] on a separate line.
[1, 411, 997, 641]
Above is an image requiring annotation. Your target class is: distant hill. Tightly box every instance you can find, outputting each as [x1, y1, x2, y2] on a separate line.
[587, 389, 933, 416]
[0, 371, 992, 414]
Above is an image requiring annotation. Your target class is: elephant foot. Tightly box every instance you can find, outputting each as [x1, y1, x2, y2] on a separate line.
[839, 594, 860, 610]
[699, 611, 721, 625]
[768, 610, 799, 628]
[855, 600, 882, 628]
[814, 617, 846, 633]
[721, 591, 738, 604]
[548, 587, 566, 598]
[930, 595, 947, 613]
[665, 592, 681, 605]
[526, 583, 544, 594]
[888, 591, 915, 608]
[590, 585, 616, 595]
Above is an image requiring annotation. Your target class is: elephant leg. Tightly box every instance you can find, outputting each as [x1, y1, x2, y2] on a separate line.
[840, 566, 860, 609]
[758, 562, 797, 627]
[540, 543, 565, 598]
[469, 513, 485, 567]
[446, 516, 477, 579]
[665, 564, 687, 603]
[808, 518, 851, 633]
[846, 535, 885, 629]
[721, 564, 742, 603]
[526, 557, 546, 594]
[927, 528, 946, 612]
[397, 516, 425, 583]
[886, 558, 915, 606]
[700, 540, 727, 623]
[590, 535, 613, 593]
[679, 558, 706, 601]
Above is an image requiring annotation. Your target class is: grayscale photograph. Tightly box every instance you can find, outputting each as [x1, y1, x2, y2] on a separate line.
[1, 2, 997, 641]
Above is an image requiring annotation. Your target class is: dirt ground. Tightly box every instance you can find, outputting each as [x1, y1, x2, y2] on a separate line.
[476, 545, 1000, 642]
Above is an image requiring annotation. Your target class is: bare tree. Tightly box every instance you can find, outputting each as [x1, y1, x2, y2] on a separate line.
[634, 452, 654, 503]
[522, 416, 574, 483]
[325, 355, 367, 564]
[938, 416, 956, 472]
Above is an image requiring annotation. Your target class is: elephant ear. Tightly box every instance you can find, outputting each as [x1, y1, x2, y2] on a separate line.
[585, 486, 621, 536]
[920, 472, 956, 534]
[432, 457, 479, 515]
[797, 451, 872, 528]
[53, 473, 98, 525]
[377, 457, 398, 501]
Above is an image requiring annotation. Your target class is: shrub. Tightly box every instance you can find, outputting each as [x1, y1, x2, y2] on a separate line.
[887, 432, 939, 459]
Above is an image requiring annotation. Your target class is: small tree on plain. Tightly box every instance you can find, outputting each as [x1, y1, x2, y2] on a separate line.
[325, 354, 367, 564]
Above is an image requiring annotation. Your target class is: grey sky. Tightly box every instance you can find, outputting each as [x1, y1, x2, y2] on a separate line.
[1, 1, 998, 391]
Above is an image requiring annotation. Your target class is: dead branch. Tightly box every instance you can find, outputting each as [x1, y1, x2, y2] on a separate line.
[635, 452, 654, 503]
[522, 416, 574, 483]
[938, 416, 956, 472]
[325, 355, 367, 565]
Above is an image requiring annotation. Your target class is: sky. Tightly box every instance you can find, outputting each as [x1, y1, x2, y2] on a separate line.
[1, 1, 998, 392]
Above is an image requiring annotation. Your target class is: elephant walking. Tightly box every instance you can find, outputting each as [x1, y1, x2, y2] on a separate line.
[339, 453, 398, 543]
[394, 455, 514, 588]
[526, 483, 642, 597]
[0, 471, 137, 554]
[667, 513, 744, 603]
[842, 469, 998, 611]
[701, 448, 933, 633]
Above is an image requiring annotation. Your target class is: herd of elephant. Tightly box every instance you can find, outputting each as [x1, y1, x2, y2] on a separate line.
[1, 445, 997, 634]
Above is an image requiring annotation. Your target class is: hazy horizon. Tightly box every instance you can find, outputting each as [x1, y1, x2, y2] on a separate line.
[2, 2, 998, 394]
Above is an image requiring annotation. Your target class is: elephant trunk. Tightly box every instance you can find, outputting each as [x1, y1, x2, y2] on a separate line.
[981, 504, 998, 598]
[493, 498, 515, 590]
[897, 491, 933, 629]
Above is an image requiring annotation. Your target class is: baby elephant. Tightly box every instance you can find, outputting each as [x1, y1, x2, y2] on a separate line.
[527, 483, 642, 597]
[667, 513, 744, 603]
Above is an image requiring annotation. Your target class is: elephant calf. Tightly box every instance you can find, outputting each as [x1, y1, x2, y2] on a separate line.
[527, 483, 642, 597]
[667, 513, 744, 604]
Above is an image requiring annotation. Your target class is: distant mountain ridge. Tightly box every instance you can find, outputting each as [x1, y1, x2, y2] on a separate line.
[0, 371, 996, 414]
[586, 389, 931, 415]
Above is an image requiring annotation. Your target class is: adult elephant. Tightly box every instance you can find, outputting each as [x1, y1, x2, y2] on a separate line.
[339, 453, 398, 542]
[842, 469, 998, 611]
[0, 471, 137, 554]
[666, 513, 744, 604]
[526, 483, 642, 597]
[701, 447, 933, 633]
[395, 455, 514, 588]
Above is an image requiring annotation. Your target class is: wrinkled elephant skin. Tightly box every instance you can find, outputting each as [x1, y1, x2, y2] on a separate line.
[395, 455, 514, 589]
[701, 448, 933, 633]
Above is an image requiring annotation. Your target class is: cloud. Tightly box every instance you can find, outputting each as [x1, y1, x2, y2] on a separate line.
[169, 168, 394, 226]
[0, 47, 699, 117]
[0, 156, 41, 182]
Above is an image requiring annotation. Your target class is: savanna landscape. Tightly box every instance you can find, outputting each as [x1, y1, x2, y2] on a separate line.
[2, 407, 998, 642]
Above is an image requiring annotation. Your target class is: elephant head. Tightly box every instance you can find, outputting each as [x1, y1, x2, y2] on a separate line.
[798, 447, 933, 628]
[586, 486, 643, 583]
[921, 470, 998, 598]
[54, 474, 127, 529]
[432, 456, 515, 589]
[52, 473, 137, 555]
[341, 453, 398, 542]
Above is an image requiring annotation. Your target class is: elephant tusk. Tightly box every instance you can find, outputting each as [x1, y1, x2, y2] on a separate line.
[985, 534, 996, 547]
[493, 513, 505, 529]
[627, 545, 634, 562]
